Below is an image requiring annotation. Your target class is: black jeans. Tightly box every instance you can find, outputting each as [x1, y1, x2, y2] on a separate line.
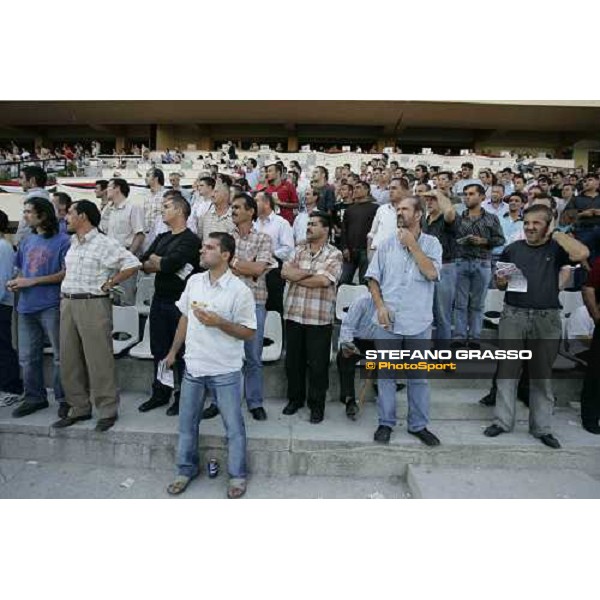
[285, 320, 332, 414]
[0, 304, 23, 394]
[581, 322, 600, 423]
[266, 259, 284, 314]
[336, 338, 375, 400]
[149, 297, 185, 402]
[340, 248, 369, 285]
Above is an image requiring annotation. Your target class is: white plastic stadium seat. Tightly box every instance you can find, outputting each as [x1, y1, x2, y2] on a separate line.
[559, 290, 584, 319]
[112, 306, 139, 355]
[129, 318, 153, 359]
[261, 311, 282, 362]
[335, 284, 369, 321]
[135, 275, 155, 316]
[483, 289, 505, 327]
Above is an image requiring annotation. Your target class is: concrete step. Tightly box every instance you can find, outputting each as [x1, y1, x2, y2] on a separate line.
[1, 395, 599, 479]
[406, 465, 600, 499]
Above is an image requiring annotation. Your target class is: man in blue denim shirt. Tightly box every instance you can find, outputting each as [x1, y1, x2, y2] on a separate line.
[7, 198, 71, 419]
[366, 196, 443, 446]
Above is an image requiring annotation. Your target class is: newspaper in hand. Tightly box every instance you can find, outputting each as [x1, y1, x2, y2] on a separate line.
[496, 261, 527, 293]
[157, 359, 175, 388]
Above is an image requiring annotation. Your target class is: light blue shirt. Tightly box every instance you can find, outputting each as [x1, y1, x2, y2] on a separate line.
[0, 237, 15, 306]
[366, 232, 442, 336]
[493, 214, 524, 256]
[339, 295, 379, 345]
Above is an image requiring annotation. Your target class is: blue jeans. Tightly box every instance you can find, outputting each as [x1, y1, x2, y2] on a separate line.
[433, 263, 457, 344]
[177, 369, 247, 480]
[453, 259, 492, 341]
[374, 326, 432, 432]
[242, 303, 266, 410]
[18, 306, 64, 404]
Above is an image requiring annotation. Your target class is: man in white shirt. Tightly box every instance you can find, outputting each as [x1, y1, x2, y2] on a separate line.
[370, 167, 390, 205]
[452, 162, 482, 198]
[245, 158, 260, 190]
[254, 190, 294, 313]
[187, 176, 215, 235]
[482, 184, 509, 218]
[293, 187, 319, 245]
[165, 231, 256, 499]
[368, 177, 409, 255]
[169, 171, 192, 202]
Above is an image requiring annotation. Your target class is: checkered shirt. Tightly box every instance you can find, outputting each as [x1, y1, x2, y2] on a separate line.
[61, 228, 141, 295]
[200, 204, 235, 242]
[233, 229, 276, 305]
[143, 187, 166, 233]
[283, 242, 343, 326]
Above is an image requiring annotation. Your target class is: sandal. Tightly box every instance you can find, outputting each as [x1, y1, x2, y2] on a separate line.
[167, 475, 194, 496]
[227, 480, 247, 499]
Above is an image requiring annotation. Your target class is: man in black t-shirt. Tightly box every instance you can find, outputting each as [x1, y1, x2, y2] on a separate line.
[138, 194, 201, 416]
[483, 204, 589, 449]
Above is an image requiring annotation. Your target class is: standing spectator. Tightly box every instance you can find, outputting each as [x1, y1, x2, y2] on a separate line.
[254, 190, 294, 314]
[143, 167, 166, 247]
[581, 256, 600, 434]
[15, 165, 50, 245]
[138, 194, 200, 417]
[7, 198, 70, 418]
[169, 171, 192, 202]
[0, 210, 22, 403]
[198, 180, 235, 243]
[187, 176, 215, 235]
[452, 162, 481, 198]
[478, 170, 494, 199]
[368, 177, 410, 255]
[51, 192, 72, 234]
[500, 168, 515, 196]
[104, 178, 145, 305]
[52, 201, 140, 432]
[293, 186, 319, 245]
[203, 193, 276, 422]
[265, 162, 298, 225]
[245, 158, 260, 190]
[370, 167, 390, 205]
[494, 192, 525, 260]
[340, 181, 378, 285]
[366, 196, 442, 446]
[311, 166, 336, 214]
[566, 173, 600, 262]
[482, 184, 509, 217]
[423, 190, 457, 344]
[281, 213, 342, 423]
[164, 232, 256, 498]
[452, 184, 505, 346]
[484, 205, 589, 448]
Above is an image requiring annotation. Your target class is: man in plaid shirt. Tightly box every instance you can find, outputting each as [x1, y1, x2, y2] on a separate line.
[281, 212, 342, 424]
[202, 192, 276, 422]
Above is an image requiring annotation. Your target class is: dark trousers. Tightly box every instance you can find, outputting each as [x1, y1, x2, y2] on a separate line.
[285, 320, 332, 414]
[340, 248, 369, 285]
[266, 260, 284, 314]
[336, 338, 375, 400]
[489, 362, 530, 403]
[581, 322, 600, 424]
[0, 304, 23, 394]
[149, 297, 184, 402]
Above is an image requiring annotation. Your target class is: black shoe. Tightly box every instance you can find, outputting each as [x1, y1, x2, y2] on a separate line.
[479, 391, 496, 407]
[309, 410, 324, 424]
[52, 414, 92, 428]
[409, 428, 441, 446]
[374, 425, 392, 444]
[450, 340, 467, 349]
[468, 341, 481, 350]
[484, 424, 505, 437]
[582, 421, 600, 435]
[250, 407, 268, 421]
[539, 433, 561, 449]
[282, 401, 303, 416]
[202, 404, 220, 419]
[345, 399, 358, 420]
[12, 399, 49, 418]
[166, 401, 179, 416]
[138, 397, 169, 413]
[339, 395, 347, 405]
[57, 402, 70, 419]
[95, 416, 118, 432]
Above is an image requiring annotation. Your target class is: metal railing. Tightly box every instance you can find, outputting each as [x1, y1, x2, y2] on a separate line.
[0, 157, 69, 180]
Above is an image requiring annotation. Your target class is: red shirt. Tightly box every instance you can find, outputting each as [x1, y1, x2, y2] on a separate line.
[266, 180, 298, 225]
[585, 257, 600, 290]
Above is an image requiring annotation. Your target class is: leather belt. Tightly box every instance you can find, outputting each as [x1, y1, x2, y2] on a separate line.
[61, 293, 109, 300]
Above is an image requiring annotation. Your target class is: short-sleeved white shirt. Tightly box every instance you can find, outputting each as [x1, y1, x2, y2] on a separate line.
[175, 269, 257, 377]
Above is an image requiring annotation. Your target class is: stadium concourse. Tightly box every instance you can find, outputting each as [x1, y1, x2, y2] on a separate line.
[1, 144, 600, 498]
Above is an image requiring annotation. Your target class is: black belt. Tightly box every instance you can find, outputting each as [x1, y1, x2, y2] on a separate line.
[61, 293, 109, 300]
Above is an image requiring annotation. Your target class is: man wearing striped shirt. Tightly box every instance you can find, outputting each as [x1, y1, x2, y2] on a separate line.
[52, 200, 141, 432]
